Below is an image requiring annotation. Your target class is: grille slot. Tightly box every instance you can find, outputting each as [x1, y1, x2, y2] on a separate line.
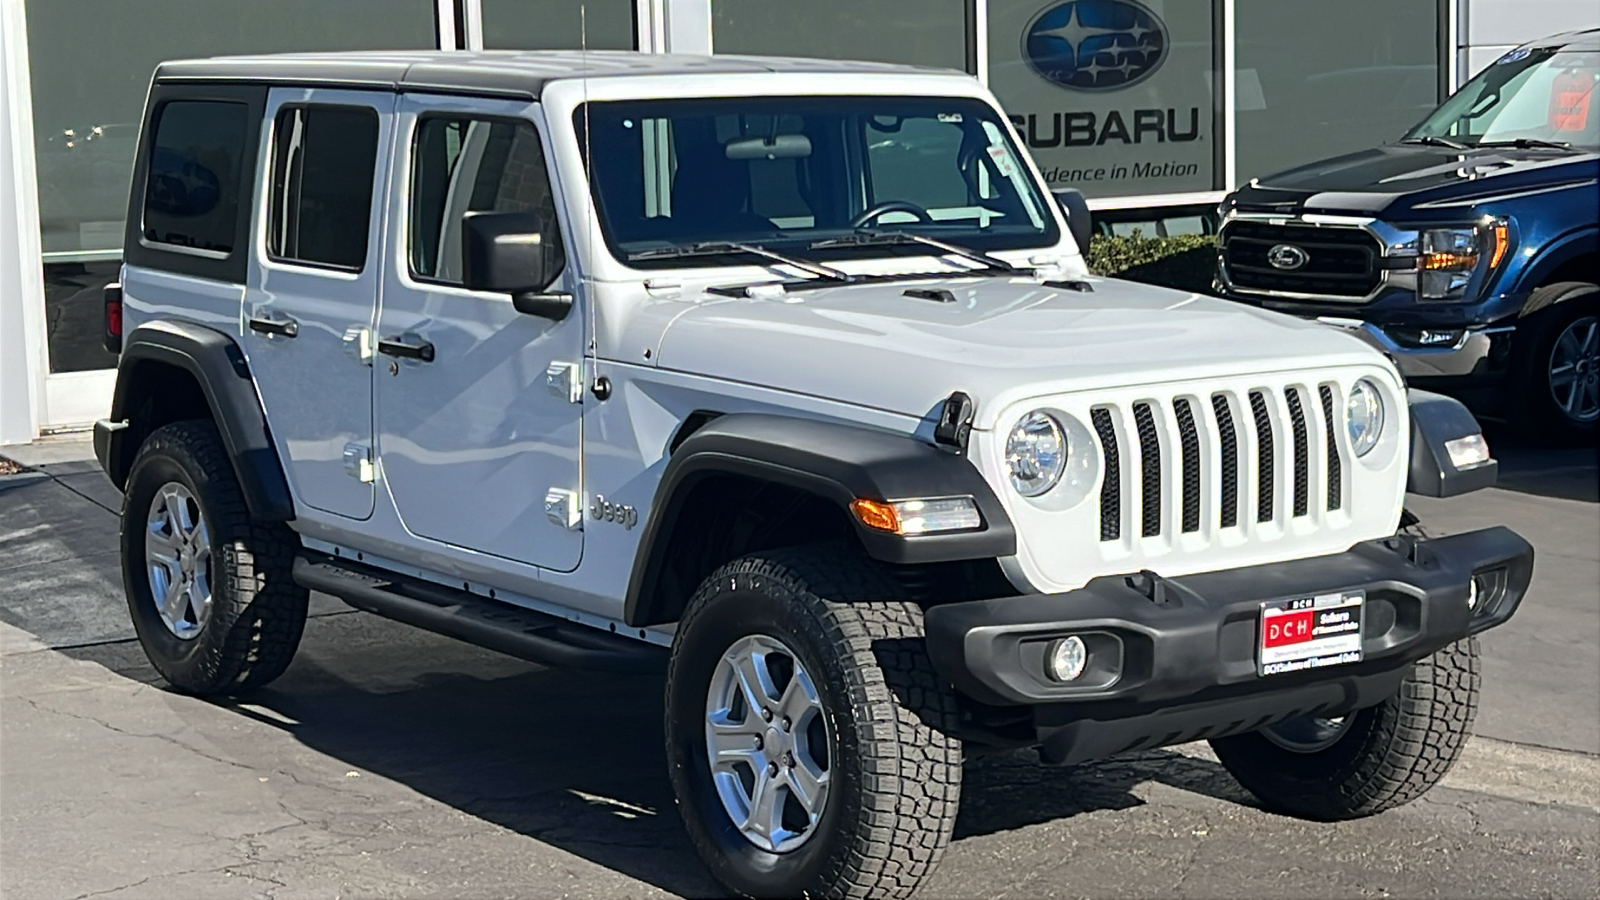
[1249, 391, 1274, 523]
[1091, 408, 1121, 541]
[1132, 402, 1161, 538]
[1319, 385, 1343, 512]
[1285, 387, 1310, 518]
[1174, 398, 1201, 533]
[1213, 394, 1239, 528]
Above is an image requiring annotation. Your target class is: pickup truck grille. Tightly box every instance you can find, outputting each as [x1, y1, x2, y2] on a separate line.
[1092, 382, 1348, 544]
[1221, 221, 1381, 299]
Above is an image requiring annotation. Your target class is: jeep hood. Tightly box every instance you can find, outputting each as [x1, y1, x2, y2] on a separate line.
[650, 276, 1386, 428]
[1232, 143, 1600, 219]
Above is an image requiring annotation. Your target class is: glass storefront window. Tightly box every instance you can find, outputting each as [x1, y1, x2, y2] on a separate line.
[712, 0, 971, 71]
[24, 0, 438, 372]
[1234, 0, 1441, 182]
[480, 0, 636, 50]
[987, 0, 1220, 199]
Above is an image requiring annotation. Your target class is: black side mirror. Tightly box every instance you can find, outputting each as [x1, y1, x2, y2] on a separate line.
[1052, 187, 1094, 255]
[462, 211, 572, 321]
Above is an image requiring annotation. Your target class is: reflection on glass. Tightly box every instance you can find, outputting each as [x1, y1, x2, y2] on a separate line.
[480, 0, 636, 50]
[1407, 46, 1599, 149]
[1234, 0, 1440, 182]
[43, 261, 120, 374]
[713, 0, 970, 71]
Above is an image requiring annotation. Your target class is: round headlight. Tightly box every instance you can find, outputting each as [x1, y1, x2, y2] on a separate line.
[1346, 379, 1385, 457]
[1006, 411, 1067, 497]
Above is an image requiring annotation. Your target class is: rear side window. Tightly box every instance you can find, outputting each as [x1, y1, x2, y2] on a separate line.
[267, 105, 382, 270]
[142, 100, 250, 255]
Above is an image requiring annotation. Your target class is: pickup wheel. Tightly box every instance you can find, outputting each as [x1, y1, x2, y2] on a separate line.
[122, 420, 308, 695]
[665, 546, 961, 899]
[1511, 283, 1598, 443]
[1209, 636, 1480, 820]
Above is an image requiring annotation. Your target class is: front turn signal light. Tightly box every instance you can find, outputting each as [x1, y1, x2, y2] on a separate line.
[851, 497, 982, 535]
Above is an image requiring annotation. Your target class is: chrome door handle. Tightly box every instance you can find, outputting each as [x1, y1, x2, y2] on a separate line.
[377, 335, 435, 363]
[248, 315, 298, 338]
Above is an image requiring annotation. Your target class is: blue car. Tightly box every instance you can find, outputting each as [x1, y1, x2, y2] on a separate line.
[1217, 29, 1599, 442]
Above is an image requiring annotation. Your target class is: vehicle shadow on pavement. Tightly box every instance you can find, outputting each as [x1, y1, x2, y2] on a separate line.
[1477, 423, 1598, 504]
[56, 615, 1254, 898]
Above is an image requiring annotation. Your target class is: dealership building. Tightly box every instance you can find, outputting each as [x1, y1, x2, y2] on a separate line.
[0, 0, 1591, 445]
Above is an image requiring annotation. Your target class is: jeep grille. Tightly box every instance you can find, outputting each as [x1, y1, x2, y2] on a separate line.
[1092, 383, 1348, 544]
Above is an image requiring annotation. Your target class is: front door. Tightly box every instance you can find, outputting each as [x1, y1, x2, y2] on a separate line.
[374, 94, 584, 571]
[243, 89, 394, 519]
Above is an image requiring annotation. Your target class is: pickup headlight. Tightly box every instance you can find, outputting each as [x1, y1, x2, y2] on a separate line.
[1006, 411, 1067, 497]
[1417, 221, 1509, 300]
[1346, 379, 1386, 457]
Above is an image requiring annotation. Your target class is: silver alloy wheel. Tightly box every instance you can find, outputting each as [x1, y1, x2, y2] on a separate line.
[145, 481, 213, 640]
[1260, 715, 1351, 753]
[705, 634, 832, 853]
[1548, 315, 1600, 424]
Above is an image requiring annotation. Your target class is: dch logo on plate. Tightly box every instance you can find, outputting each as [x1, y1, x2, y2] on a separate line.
[1022, 0, 1168, 92]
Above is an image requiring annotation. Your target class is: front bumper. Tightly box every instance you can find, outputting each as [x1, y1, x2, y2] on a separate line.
[1315, 317, 1514, 381]
[924, 527, 1533, 765]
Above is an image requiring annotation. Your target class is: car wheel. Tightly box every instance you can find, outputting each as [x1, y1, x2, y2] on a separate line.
[122, 420, 308, 694]
[1512, 283, 1599, 443]
[665, 545, 961, 899]
[1209, 636, 1479, 820]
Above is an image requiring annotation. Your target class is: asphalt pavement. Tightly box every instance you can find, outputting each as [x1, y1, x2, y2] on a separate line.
[1, 428, 1596, 899]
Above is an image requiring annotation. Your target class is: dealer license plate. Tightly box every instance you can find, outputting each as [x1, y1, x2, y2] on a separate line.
[1257, 590, 1365, 677]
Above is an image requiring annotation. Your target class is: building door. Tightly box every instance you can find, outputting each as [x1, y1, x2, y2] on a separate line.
[240, 89, 394, 519]
[374, 94, 585, 571]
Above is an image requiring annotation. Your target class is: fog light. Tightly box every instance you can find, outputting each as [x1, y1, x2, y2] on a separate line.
[1444, 433, 1492, 470]
[1046, 636, 1088, 682]
[1467, 576, 1480, 610]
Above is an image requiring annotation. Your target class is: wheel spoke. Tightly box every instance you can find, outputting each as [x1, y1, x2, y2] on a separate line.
[730, 648, 778, 715]
[707, 719, 761, 768]
[786, 756, 829, 819]
[744, 768, 783, 843]
[161, 574, 190, 622]
[776, 667, 820, 726]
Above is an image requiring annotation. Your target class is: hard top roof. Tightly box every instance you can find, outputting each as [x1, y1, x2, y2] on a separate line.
[154, 50, 967, 98]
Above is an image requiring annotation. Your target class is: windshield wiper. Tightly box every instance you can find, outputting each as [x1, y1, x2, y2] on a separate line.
[808, 230, 1026, 275]
[1476, 138, 1572, 150]
[1400, 136, 1470, 150]
[627, 241, 854, 281]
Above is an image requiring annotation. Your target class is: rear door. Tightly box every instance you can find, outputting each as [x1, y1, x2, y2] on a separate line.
[241, 89, 394, 519]
[373, 94, 585, 571]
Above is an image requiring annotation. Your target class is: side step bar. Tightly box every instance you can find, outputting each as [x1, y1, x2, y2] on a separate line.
[292, 554, 665, 674]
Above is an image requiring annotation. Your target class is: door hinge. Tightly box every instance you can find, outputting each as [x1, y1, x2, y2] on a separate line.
[544, 488, 583, 530]
[546, 361, 583, 403]
[343, 326, 375, 365]
[342, 442, 374, 483]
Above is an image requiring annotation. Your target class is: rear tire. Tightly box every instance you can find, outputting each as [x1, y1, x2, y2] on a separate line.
[122, 420, 308, 694]
[1210, 636, 1480, 820]
[665, 546, 961, 899]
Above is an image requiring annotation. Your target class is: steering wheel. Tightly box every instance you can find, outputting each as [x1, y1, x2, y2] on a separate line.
[850, 200, 934, 228]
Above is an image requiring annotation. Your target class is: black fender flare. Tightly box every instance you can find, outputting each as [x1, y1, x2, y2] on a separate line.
[100, 320, 295, 522]
[1406, 389, 1497, 498]
[623, 413, 1016, 627]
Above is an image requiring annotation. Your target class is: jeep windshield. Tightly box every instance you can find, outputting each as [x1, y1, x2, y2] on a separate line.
[575, 96, 1059, 270]
[1404, 42, 1599, 150]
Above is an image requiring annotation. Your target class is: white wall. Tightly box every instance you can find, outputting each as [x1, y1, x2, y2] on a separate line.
[1459, 0, 1600, 83]
[0, 0, 48, 446]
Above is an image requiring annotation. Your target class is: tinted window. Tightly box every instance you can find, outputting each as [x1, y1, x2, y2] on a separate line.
[268, 105, 381, 269]
[410, 116, 561, 284]
[142, 100, 249, 254]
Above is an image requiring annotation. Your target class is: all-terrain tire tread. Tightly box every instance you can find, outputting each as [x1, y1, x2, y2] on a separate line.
[127, 420, 307, 693]
[669, 545, 961, 900]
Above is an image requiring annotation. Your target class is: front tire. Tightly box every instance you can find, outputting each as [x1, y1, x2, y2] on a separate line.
[122, 420, 309, 695]
[1209, 637, 1480, 820]
[665, 546, 961, 899]
[1511, 283, 1598, 443]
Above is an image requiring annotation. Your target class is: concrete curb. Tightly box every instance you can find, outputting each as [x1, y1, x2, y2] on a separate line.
[0, 470, 49, 492]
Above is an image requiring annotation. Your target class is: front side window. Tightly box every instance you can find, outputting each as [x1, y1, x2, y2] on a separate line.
[1408, 45, 1600, 149]
[268, 104, 380, 270]
[576, 96, 1058, 267]
[142, 100, 249, 254]
[409, 115, 562, 285]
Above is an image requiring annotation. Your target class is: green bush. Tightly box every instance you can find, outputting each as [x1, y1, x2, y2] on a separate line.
[1085, 232, 1218, 295]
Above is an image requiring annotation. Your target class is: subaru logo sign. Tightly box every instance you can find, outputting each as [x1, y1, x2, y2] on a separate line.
[1023, 0, 1168, 92]
[1268, 244, 1311, 270]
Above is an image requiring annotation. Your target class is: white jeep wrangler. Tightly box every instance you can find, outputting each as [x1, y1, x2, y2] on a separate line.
[96, 51, 1534, 899]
